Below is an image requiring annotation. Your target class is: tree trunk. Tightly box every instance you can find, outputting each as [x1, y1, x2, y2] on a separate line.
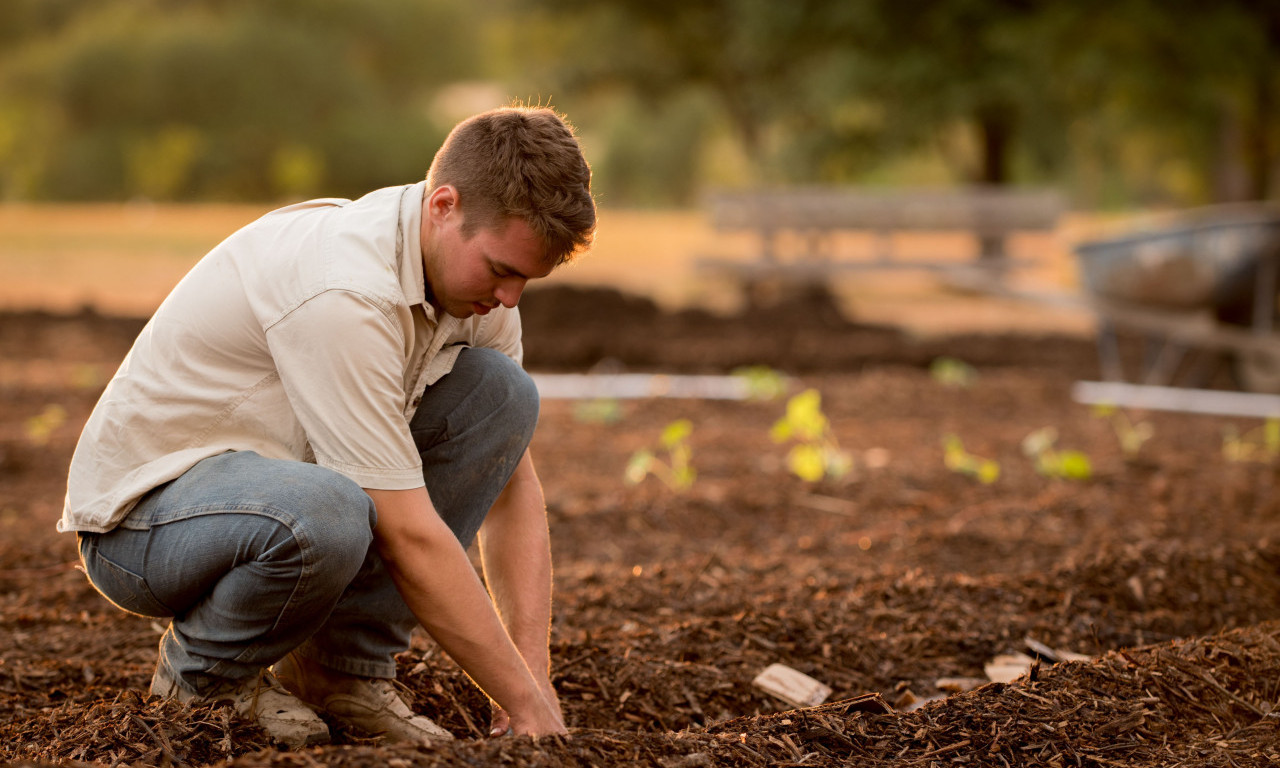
[724, 96, 766, 183]
[976, 103, 1014, 185]
[974, 103, 1015, 263]
[1244, 66, 1274, 200]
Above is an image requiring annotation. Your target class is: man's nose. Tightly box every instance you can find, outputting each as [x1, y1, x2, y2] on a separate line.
[494, 278, 526, 308]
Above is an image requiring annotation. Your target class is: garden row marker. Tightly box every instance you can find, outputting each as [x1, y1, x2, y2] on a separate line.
[532, 373, 752, 400]
[1073, 380, 1280, 419]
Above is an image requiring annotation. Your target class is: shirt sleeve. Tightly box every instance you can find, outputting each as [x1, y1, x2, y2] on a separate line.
[265, 289, 424, 490]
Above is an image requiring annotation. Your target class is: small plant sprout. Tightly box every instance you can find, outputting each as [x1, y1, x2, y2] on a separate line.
[573, 397, 623, 424]
[770, 389, 853, 482]
[1021, 427, 1093, 480]
[731, 365, 789, 401]
[1221, 417, 1280, 463]
[942, 434, 1000, 484]
[23, 404, 67, 446]
[1091, 404, 1154, 459]
[625, 419, 696, 491]
[929, 357, 978, 389]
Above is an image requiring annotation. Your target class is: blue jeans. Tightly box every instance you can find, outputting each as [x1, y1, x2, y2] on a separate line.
[78, 347, 539, 694]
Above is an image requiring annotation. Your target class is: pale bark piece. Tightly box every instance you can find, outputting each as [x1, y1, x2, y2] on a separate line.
[934, 676, 988, 693]
[752, 663, 832, 708]
[984, 652, 1038, 683]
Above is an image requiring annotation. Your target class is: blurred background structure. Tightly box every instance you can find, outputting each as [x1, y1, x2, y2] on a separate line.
[0, 0, 1275, 207]
[0, 0, 1277, 339]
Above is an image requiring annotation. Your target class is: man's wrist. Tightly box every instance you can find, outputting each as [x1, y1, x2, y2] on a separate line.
[505, 670, 550, 711]
[509, 634, 550, 677]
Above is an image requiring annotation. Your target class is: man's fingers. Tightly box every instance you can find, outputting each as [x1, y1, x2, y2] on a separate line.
[489, 707, 512, 737]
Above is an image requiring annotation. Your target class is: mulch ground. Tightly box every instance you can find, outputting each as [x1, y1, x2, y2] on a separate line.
[2, 285, 1279, 767]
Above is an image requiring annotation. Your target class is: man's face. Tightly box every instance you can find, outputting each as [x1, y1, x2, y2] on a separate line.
[421, 186, 552, 319]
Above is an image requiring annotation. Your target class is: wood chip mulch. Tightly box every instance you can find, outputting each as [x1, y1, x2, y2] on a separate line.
[5, 623, 1275, 767]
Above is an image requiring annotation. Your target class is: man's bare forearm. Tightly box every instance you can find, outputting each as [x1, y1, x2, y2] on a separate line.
[478, 450, 554, 678]
[365, 485, 563, 735]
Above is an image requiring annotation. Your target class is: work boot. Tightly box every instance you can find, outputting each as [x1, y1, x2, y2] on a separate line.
[150, 663, 330, 748]
[274, 651, 454, 744]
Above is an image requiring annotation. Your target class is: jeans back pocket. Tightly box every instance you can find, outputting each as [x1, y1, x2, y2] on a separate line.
[79, 535, 172, 618]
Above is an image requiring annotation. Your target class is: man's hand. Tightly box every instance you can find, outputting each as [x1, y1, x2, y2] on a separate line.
[491, 676, 562, 737]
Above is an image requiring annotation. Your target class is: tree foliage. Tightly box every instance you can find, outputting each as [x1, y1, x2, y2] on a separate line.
[0, 0, 480, 200]
[1069, 0, 1280, 203]
[0, 0, 1275, 205]
[504, 0, 1279, 206]
[501, 0, 863, 191]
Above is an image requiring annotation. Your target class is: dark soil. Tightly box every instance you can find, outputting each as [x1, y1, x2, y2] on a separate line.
[2, 286, 1279, 767]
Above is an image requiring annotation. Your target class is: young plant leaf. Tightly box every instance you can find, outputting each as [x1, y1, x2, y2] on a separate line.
[1021, 426, 1057, 458]
[732, 365, 788, 400]
[661, 419, 693, 448]
[1056, 450, 1093, 480]
[626, 421, 697, 492]
[625, 450, 654, 485]
[929, 356, 978, 388]
[773, 389, 853, 482]
[788, 444, 827, 483]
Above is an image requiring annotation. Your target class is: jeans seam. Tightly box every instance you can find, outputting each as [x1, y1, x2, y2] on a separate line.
[129, 502, 307, 529]
[144, 504, 316, 671]
[225, 508, 316, 667]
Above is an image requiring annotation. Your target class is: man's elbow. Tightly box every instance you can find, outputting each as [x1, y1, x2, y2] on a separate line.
[365, 487, 453, 558]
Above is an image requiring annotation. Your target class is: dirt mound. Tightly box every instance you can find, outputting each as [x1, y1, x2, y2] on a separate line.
[518, 284, 1102, 374]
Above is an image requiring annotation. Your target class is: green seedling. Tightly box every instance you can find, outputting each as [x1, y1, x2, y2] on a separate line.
[625, 419, 696, 491]
[573, 397, 623, 424]
[1221, 418, 1280, 463]
[1022, 426, 1092, 480]
[732, 365, 789, 401]
[23, 404, 67, 446]
[929, 356, 978, 389]
[1091, 404, 1154, 459]
[770, 389, 853, 482]
[942, 434, 1000, 484]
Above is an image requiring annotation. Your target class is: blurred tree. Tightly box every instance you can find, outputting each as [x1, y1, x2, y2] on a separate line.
[499, 0, 1084, 197]
[497, 0, 1277, 206]
[0, 0, 97, 47]
[588, 91, 716, 206]
[0, 0, 479, 200]
[1, 0, 1274, 205]
[842, 0, 1073, 187]
[1035, 0, 1279, 205]
[500, 0, 859, 192]
[1095, 0, 1279, 202]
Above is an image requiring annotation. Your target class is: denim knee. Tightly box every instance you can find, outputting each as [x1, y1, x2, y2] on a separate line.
[281, 465, 377, 573]
[458, 347, 540, 437]
[409, 348, 540, 547]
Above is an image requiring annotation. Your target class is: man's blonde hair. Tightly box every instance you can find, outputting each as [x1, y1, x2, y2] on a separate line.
[426, 106, 596, 266]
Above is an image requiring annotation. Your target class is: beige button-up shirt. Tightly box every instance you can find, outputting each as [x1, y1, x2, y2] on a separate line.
[60, 182, 523, 533]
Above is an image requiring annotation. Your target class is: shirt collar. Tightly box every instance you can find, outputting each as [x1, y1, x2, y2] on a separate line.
[397, 180, 429, 312]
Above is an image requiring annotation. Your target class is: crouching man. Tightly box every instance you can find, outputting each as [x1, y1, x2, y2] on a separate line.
[60, 106, 596, 747]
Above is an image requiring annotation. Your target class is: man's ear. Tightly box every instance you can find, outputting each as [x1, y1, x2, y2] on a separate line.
[425, 185, 459, 223]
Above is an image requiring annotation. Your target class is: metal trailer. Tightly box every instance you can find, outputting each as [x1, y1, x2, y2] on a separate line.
[1074, 202, 1280, 395]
